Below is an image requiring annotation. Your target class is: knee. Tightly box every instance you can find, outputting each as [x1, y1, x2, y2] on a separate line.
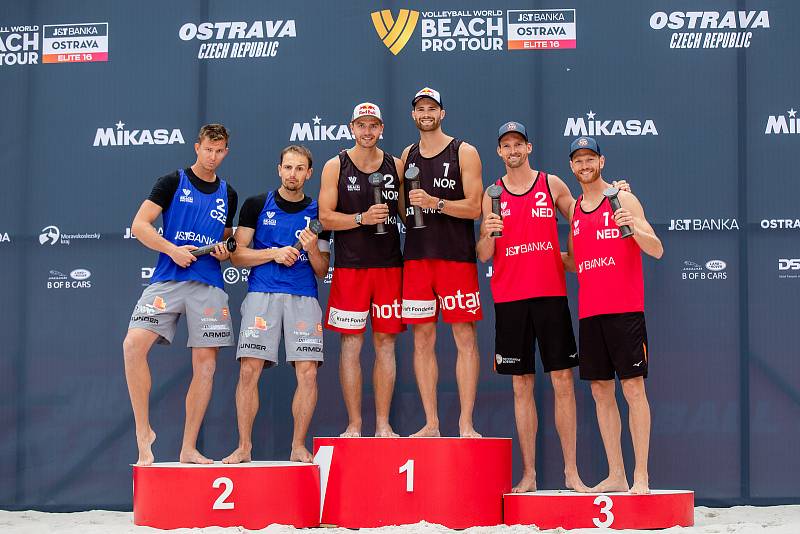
[373, 333, 396, 352]
[341, 333, 364, 349]
[590, 380, 615, 403]
[621, 379, 647, 404]
[452, 323, 477, 349]
[296, 363, 318, 387]
[193, 359, 216, 383]
[123, 333, 147, 362]
[238, 360, 262, 387]
[413, 326, 436, 352]
[550, 370, 574, 398]
[512, 375, 533, 399]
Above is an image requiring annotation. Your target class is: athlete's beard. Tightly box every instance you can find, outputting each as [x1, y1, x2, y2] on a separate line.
[573, 166, 601, 185]
[415, 116, 440, 132]
[282, 179, 300, 192]
[504, 154, 526, 169]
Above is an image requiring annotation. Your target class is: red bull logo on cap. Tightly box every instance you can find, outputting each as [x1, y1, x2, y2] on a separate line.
[352, 102, 383, 122]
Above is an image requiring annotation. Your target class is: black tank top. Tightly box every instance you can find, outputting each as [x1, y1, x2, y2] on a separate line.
[334, 150, 403, 268]
[403, 139, 476, 262]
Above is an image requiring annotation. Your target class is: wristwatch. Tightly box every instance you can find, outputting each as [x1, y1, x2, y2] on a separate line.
[355, 212, 363, 226]
[436, 198, 446, 213]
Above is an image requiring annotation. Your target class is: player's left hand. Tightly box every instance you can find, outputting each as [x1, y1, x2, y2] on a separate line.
[297, 227, 319, 252]
[611, 179, 631, 193]
[612, 208, 635, 233]
[408, 188, 437, 210]
[210, 241, 231, 261]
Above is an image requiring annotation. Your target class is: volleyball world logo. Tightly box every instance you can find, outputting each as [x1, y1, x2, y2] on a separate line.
[371, 9, 419, 55]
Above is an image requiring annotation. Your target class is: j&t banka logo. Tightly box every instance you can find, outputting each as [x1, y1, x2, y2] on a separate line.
[371, 9, 420, 55]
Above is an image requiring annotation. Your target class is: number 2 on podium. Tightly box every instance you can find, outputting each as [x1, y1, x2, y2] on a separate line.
[212, 477, 235, 510]
[398, 459, 414, 492]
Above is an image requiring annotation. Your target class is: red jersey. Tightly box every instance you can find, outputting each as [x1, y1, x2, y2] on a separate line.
[571, 195, 644, 319]
[490, 171, 566, 303]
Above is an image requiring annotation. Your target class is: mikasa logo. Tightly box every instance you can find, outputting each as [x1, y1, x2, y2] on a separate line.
[290, 115, 364, 142]
[765, 109, 800, 135]
[564, 110, 658, 136]
[93, 120, 185, 146]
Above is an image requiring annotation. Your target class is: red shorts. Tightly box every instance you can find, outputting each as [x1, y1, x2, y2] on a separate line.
[325, 267, 405, 334]
[402, 259, 483, 324]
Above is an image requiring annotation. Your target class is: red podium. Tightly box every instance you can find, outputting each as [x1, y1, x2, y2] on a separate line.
[133, 461, 320, 529]
[312, 437, 512, 528]
[503, 489, 694, 530]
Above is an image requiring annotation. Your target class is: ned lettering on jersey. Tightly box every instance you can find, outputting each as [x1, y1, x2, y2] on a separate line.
[123, 124, 238, 466]
[478, 122, 629, 492]
[319, 103, 405, 437]
[566, 136, 663, 494]
[401, 87, 484, 437]
[222, 145, 330, 464]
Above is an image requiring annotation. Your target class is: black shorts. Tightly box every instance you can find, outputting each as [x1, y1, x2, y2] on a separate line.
[578, 312, 648, 381]
[493, 296, 578, 375]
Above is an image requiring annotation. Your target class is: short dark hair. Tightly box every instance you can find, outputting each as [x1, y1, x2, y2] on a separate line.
[197, 124, 229, 146]
[280, 145, 313, 168]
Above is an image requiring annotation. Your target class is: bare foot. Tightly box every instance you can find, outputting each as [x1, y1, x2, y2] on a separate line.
[179, 448, 214, 464]
[375, 425, 399, 437]
[512, 474, 537, 493]
[459, 427, 482, 438]
[339, 424, 361, 438]
[290, 446, 313, 463]
[135, 429, 156, 466]
[410, 425, 440, 437]
[591, 475, 629, 493]
[566, 472, 591, 492]
[630, 476, 650, 494]
[221, 447, 252, 464]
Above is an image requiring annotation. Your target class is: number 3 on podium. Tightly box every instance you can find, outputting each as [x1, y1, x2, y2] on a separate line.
[592, 495, 614, 527]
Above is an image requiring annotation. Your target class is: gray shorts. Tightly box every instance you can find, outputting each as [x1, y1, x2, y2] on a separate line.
[128, 281, 234, 347]
[237, 292, 324, 367]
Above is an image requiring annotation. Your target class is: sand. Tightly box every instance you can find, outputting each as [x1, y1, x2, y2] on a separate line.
[2, 505, 800, 534]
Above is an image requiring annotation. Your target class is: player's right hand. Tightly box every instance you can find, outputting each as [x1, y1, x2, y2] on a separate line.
[170, 245, 198, 268]
[363, 203, 390, 225]
[274, 246, 301, 267]
[481, 213, 504, 238]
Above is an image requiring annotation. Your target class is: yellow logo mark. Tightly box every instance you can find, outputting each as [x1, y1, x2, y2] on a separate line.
[371, 9, 419, 55]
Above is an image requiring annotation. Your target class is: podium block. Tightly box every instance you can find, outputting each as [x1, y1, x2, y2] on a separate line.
[503, 489, 694, 530]
[133, 461, 320, 529]
[313, 437, 511, 528]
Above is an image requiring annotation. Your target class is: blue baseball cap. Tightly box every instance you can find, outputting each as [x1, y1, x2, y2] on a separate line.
[498, 121, 528, 144]
[569, 136, 602, 158]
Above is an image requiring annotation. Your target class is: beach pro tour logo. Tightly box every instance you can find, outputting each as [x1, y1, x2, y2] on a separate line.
[507, 9, 575, 50]
[371, 9, 420, 55]
[43, 23, 108, 63]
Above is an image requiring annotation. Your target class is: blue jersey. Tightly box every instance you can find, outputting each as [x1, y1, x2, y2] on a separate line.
[151, 169, 228, 288]
[247, 191, 319, 298]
